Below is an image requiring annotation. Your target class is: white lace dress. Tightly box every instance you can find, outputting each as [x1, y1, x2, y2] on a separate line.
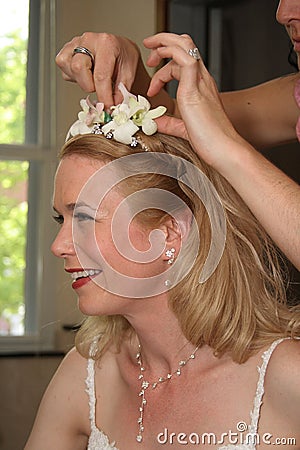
[85, 338, 288, 450]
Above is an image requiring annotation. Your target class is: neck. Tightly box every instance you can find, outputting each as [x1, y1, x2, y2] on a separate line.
[123, 298, 197, 377]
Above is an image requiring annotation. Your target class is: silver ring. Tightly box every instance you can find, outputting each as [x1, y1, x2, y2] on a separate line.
[187, 47, 201, 61]
[72, 46, 95, 70]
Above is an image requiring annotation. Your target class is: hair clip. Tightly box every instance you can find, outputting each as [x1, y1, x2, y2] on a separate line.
[66, 82, 166, 150]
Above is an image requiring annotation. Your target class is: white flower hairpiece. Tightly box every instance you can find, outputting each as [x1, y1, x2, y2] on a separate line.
[66, 82, 167, 147]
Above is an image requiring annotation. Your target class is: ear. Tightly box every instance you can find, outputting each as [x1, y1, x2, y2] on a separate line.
[161, 207, 193, 260]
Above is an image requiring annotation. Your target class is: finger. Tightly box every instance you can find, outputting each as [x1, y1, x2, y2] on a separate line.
[69, 53, 96, 93]
[144, 32, 194, 51]
[93, 59, 115, 107]
[56, 37, 96, 92]
[149, 46, 201, 99]
[110, 65, 136, 106]
[144, 33, 205, 70]
[146, 48, 165, 68]
[156, 116, 189, 140]
[55, 42, 76, 79]
[60, 71, 75, 82]
[156, 45, 204, 70]
[147, 60, 180, 97]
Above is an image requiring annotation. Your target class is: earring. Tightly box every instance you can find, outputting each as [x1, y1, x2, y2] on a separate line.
[165, 247, 175, 265]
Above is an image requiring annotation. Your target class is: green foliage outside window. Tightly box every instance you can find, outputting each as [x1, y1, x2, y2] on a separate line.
[0, 30, 27, 144]
[0, 30, 28, 334]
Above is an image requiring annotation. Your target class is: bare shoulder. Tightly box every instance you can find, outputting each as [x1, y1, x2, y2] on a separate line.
[41, 346, 89, 421]
[265, 339, 300, 424]
[24, 347, 90, 450]
[54, 345, 88, 379]
[267, 338, 300, 377]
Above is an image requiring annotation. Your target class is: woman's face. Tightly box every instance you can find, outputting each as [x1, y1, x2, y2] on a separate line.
[277, 0, 300, 67]
[51, 154, 169, 315]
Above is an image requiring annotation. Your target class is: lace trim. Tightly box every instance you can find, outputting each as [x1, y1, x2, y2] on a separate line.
[85, 341, 119, 450]
[248, 337, 287, 434]
[219, 338, 290, 450]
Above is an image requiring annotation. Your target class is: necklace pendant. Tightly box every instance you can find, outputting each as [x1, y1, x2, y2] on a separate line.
[136, 343, 199, 443]
[142, 380, 149, 389]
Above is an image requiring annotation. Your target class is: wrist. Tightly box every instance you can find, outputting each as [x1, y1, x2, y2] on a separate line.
[211, 137, 257, 182]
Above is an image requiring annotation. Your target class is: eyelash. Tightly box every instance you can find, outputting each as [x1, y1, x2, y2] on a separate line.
[74, 212, 94, 222]
[52, 212, 94, 225]
[52, 214, 63, 225]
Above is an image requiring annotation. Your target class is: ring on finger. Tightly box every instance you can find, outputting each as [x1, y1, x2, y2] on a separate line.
[72, 46, 95, 70]
[187, 47, 201, 61]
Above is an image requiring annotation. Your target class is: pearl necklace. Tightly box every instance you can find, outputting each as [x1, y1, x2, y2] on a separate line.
[135, 344, 199, 443]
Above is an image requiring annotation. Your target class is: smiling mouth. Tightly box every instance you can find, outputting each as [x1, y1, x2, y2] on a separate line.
[70, 269, 102, 281]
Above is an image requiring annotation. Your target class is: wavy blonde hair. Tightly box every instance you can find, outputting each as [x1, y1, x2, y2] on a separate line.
[59, 133, 300, 363]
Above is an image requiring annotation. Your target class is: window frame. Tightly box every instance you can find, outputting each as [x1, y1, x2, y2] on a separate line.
[0, 0, 58, 353]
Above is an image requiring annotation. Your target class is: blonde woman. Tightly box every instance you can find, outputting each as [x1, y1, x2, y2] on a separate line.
[25, 81, 300, 448]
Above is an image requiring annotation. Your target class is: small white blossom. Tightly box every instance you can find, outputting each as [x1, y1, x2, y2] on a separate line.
[65, 82, 166, 144]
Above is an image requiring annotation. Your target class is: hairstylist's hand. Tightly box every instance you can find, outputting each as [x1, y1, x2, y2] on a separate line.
[144, 33, 246, 169]
[56, 32, 142, 108]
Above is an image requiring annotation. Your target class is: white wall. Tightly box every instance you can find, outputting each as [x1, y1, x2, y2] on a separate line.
[54, 0, 158, 351]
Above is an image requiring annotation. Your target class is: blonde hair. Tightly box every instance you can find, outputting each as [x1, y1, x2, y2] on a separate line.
[59, 133, 300, 363]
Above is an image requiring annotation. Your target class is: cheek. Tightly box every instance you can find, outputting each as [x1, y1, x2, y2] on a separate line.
[72, 222, 108, 268]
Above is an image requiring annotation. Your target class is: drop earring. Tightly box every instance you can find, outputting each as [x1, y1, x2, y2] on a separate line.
[165, 247, 175, 265]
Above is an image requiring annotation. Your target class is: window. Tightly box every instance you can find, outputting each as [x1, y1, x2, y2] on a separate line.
[0, 0, 57, 352]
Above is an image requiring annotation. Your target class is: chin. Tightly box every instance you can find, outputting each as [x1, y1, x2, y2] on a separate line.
[76, 291, 129, 317]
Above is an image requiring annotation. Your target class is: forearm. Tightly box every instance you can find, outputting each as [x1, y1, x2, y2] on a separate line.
[219, 141, 300, 270]
[220, 74, 300, 149]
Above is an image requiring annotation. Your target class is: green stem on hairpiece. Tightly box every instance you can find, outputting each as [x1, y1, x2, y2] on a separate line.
[104, 111, 112, 123]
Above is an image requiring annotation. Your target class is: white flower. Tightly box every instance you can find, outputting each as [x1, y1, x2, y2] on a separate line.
[102, 119, 139, 145]
[66, 120, 89, 140]
[127, 91, 166, 135]
[66, 97, 105, 140]
[66, 82, 166, 144]
[101, 83, 166, 144]
[79, 97, 105, 125]
[119, 82, 167, 135]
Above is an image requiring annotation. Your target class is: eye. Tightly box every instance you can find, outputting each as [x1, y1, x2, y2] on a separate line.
[52, 214, 64, 225]
[74, 212, 94, 222]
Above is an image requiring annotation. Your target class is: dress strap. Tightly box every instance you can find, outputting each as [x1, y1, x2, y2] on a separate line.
[248, 337, 289, 434]
[294, 78, 300, 142]
[85, 340, 99, 430]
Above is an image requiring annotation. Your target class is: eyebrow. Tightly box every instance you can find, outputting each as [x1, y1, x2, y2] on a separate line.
[52, 202, 97, 214]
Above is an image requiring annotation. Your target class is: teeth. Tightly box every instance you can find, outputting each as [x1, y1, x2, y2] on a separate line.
[70, 269, 101, 280]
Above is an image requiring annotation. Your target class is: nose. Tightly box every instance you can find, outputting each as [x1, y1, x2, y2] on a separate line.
[276, 0, 300, 25]
[51, 225, 75, 259]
